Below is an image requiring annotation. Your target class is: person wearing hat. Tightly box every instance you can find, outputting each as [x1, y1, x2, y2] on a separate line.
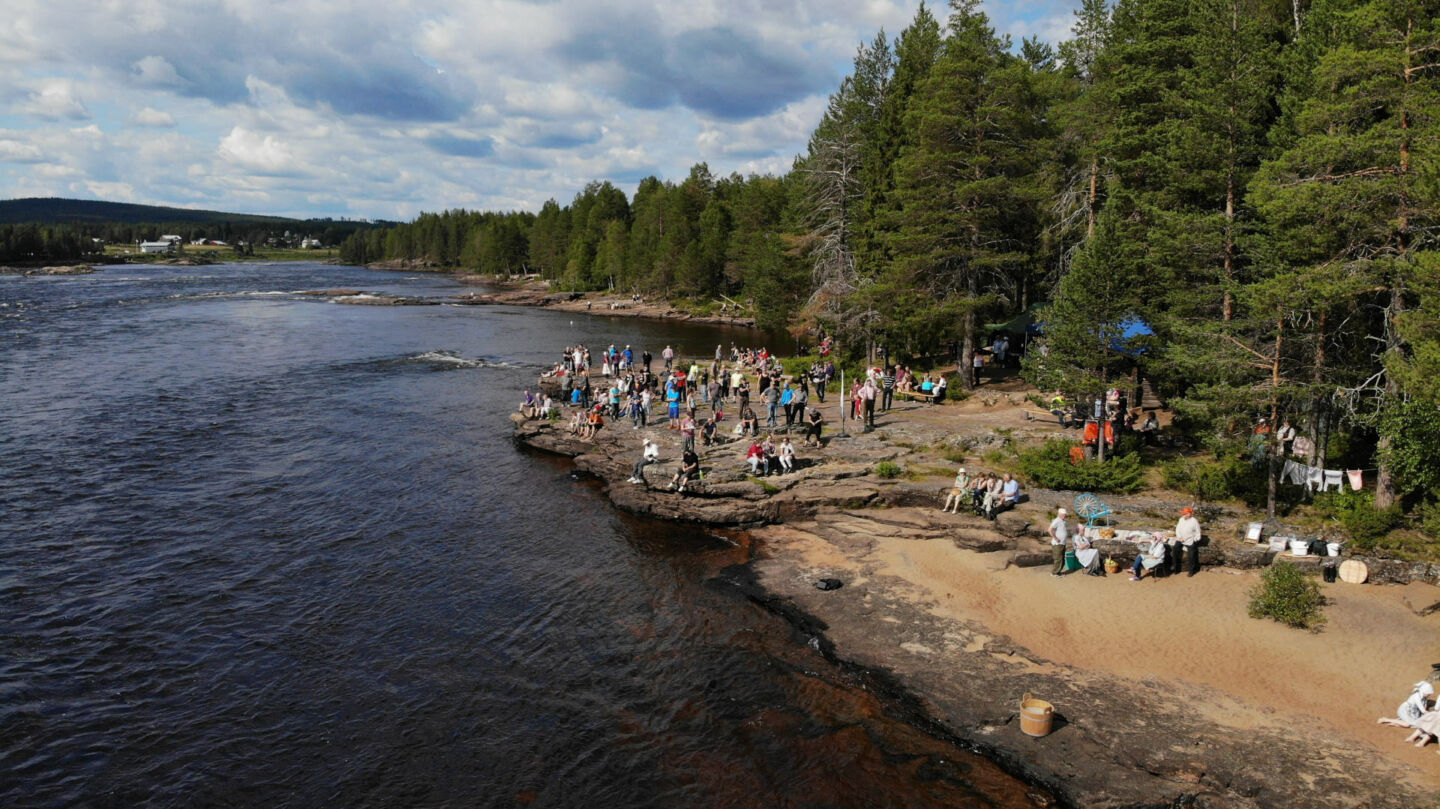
[942, 467, 972, 513]
[1380, 680, 1435, 731]
[1174, 507, 1202, 577]
[1048, 508, 1070, 577]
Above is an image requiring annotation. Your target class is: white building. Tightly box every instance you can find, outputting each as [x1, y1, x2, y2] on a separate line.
[300, 238, 322, 249]
[139, 241, 175, 254]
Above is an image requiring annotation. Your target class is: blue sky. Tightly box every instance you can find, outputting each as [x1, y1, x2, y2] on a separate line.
[0, 0, 1078, 220]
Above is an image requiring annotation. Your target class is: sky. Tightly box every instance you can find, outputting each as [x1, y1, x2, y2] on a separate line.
[0, 0, 1078, 221]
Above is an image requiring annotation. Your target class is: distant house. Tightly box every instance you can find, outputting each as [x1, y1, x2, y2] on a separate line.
[140, 241, 175, 254]
[300, 238, 322, 249]
[160, 234, 182, 243]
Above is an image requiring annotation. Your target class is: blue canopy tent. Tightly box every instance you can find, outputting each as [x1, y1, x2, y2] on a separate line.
[1112, 316, 1154, 355]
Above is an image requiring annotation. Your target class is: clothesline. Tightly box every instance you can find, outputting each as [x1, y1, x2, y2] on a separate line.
[1280, 460, 1373, 493]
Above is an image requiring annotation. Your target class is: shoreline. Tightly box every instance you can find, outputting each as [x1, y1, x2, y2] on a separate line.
[512, 380, 1440, 808]
[364, 263, 763, 328]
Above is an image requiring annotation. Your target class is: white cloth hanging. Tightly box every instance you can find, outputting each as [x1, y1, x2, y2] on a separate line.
[1282, 459, 1306, 485]
[1321, 470, 1344, 492]
[1347, 470, 1365, 491]
[1305, 466, 1324, 493]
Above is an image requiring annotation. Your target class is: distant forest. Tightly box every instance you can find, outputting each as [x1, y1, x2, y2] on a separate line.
[0, 198, 382, 262]
[342, 0, 1440, 524]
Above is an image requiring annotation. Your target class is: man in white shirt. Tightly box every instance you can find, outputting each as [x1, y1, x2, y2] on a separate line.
[629, 440, 660, 486]
[1049, 508, 1069, 577]
[1174, 507, 1203, 577]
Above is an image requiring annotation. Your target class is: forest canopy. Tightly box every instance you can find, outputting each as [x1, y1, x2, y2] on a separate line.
[341, 0, 1439, 523]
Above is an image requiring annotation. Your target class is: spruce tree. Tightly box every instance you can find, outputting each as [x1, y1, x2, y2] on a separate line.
[1249, 0, 1440, 507]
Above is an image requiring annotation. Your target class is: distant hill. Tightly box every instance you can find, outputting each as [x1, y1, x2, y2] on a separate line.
[0, 198, 303, 226]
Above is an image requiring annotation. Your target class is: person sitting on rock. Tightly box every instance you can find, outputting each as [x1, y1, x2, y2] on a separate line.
[1129, 535, 1168, 581]
[746, 440, 765, 475]
[668, 448, 700, 493]
[761, 434, 778, 475]
[628, 439, 660, 486]
[998, 473, 1020, 510]
[739, 405, 758, 437]
[968, 473, 992, 514]
[700, 418, 717, 447]
[943, 467, 971, 513]
[981, 475, 1005, 520]
[778, 437, 796, 473]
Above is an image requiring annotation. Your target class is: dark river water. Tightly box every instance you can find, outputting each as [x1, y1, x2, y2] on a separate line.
[0, 263, 1041, 808]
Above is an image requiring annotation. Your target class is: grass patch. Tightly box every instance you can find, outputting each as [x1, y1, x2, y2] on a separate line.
[874, 460, 903, 479]
[748, 475, 780, 494]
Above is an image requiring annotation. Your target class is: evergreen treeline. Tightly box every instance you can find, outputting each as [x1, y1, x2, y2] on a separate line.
[343, 0, 1440, 524]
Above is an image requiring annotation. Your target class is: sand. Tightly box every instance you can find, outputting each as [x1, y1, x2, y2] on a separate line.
[867, 536, 1440, 785]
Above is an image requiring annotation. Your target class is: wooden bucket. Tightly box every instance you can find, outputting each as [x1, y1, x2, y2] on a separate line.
[1020, 692, 1054, 737]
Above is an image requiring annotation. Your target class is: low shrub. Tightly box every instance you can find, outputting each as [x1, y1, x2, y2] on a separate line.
[779, 354, 819, 378]
[1016, 439, 1145, 493]
[875, 460, 903, 479]
[1248, 562, 1326, 630]
[1159, 456, 1266, 506]
[1313, 491, 1403, 551]
[1418, 500, 1440, 541]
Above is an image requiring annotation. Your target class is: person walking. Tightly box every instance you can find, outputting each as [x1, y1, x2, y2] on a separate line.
[662, 345, 674, 371]
[1049, 508, 1070, 577]
[792, 384, 807, 430]
[881, 367, 895, 411]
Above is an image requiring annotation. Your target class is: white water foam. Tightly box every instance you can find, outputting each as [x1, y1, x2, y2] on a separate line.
[409, 350, 486, 368]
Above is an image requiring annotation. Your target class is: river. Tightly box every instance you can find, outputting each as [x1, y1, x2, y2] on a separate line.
[0, 262, 1039, 808]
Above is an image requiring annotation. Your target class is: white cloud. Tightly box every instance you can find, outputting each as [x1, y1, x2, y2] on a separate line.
[17, 80, 90, 121]
[131, 55, 187, 88]
[0, 0, 1079, 218]
[218, 127, 298, 175]
[0, 138, 45, 163]
[131, 107, 176, 127]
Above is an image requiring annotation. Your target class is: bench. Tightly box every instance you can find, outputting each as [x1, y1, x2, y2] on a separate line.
[1024, 408, 1068, 425]
[894, 389, 932, 402]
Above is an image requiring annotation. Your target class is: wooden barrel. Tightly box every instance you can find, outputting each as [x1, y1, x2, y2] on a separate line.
[1020, 692, 1054, 737]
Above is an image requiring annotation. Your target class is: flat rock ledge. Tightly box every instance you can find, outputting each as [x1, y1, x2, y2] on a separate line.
[512, 412, 1433, 809]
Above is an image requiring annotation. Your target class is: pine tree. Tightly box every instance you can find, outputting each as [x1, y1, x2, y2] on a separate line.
[885, 0, 1045, 385]
[1249, 0, 1440, 507]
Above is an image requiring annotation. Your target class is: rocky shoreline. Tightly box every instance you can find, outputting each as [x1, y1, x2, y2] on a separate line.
[511, 398, 1438, 808]
[363, 264, 761, 326]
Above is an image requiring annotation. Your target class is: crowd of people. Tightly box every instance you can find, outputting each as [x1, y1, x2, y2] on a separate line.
[535, 340, 840, 493]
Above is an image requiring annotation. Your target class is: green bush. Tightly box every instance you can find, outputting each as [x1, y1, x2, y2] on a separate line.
[1313, 491, 1403, 551]
[875, 460, 903, 479]
[1112, 433, 1144, 459]
[1248, 562, 1326, 630]
[779, 354, 819, 378]
[1159, 456, 1266, 505]
[1016, 439, 1145, 493]
[1418, 499, 1440, 540]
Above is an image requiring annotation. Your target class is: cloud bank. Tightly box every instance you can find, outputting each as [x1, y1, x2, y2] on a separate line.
[0, 0, 1080, 219]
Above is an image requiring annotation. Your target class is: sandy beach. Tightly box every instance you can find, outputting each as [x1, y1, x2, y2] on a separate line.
[513, 351, 1440, 806]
